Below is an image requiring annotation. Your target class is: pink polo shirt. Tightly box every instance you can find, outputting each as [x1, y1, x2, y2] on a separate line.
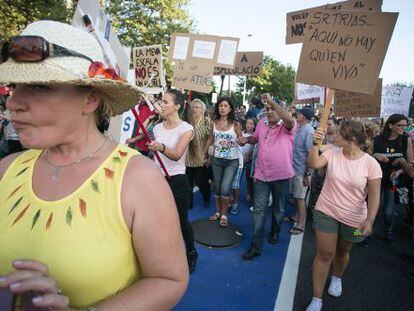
[253, 118, 297, 182]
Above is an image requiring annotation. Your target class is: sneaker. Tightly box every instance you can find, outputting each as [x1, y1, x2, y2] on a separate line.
[249, 206, 254, 212]
[385, 230, 393, 243]
[359, 235, 372, 247]
[327, 276, 342, 297]
[230, 204, 239, 215]
[306, 297, 322, 311]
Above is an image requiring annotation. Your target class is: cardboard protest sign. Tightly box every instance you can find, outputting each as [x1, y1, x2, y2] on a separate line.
[214, 51, 263, 76]
[286, 0, 383, 44]
[72, 0, 130, 79]
[132, 44, 166, 94]
[169, 33, 239, 69]
[296, 11, 398, 95]
[296, 83, 325, 101]
[334, 78, 382, 118]
[172, 61, 213, 93]
[380, 85, 414, 118]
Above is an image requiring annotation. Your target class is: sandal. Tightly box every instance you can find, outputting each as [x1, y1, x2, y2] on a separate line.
[209, 212, 221, 222]
[219, 215, 228, 227]
[290, 227, 304, 235]
[283, 216, 297, 223]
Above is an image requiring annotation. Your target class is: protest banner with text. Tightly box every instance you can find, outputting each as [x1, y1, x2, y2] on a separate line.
[169, 33, 239, 69]
[172, 61, 213, 93]
[380, 85, 414, 118]
[72, 0, 130, 79]
[334, 79, 382, 118]
[132, 44, 166, 94]
[286, 0, 382, 44]
[296, 83, 325, 102]
[214, 51, 263, 76]
[296, 10, 398, 95]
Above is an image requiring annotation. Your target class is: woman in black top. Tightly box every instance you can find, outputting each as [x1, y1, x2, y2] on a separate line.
[372, 114, 413, 242]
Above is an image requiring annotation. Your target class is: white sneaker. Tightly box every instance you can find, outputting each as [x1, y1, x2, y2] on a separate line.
[306, 297, 322, 311]
[249, 206, 254, 212]
[327, 276, 342, 297]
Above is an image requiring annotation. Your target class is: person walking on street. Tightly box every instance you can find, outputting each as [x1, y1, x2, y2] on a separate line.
[185, 98, 213, 208]
[239, 94, 297, 260]
[372, 114, 413, 243]
[148, 89, 198, 273]
[206, 97, 243, 227]
[290, 106, 314, 235]
[306, 120, 382, 311]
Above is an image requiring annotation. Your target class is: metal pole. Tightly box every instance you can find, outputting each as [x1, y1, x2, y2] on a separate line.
[242, 78, 246, 105]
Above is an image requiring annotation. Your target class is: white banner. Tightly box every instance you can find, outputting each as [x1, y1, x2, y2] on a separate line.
[119, 70, 138, 144]
[296, 83, 325, 101]
[72, 0, 130, 79]
[380, 85, 414, 118]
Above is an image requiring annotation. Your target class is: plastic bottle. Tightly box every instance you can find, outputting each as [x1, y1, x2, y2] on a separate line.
[390, 169, 401, 192]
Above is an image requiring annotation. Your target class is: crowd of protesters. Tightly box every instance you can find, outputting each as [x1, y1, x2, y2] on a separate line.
[0, 21, 413, 311]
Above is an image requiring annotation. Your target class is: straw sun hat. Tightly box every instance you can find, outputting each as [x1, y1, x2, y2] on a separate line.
[0, 20, 141, 116]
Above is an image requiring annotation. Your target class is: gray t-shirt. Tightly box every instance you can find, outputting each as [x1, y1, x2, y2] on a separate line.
[293, 123, 314, 175]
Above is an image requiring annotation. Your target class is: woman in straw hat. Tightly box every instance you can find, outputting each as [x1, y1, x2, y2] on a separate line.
[0, 21, 188, 310]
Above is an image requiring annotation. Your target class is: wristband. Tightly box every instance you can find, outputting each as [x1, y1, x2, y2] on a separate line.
[313, 141, 319, 146]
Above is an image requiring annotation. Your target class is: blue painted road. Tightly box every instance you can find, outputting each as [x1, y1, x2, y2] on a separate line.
[174, 179, 296, 311]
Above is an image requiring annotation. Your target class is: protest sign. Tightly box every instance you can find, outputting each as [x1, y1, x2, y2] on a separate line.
[296, 11, 398, 95]
[296, 83, 325, 101]
[169, 33, 239, 68]
[380, 85, 414, 118]
[214, 51, 263, 76]
[286, 0, 383, 44]
[72, 0, 130, 79]
[132, 44, 166, 94]
[334, 79, 382, 118]
[172, 61, 213, 93]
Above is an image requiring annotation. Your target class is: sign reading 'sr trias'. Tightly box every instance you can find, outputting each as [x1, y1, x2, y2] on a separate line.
[214, 52, 263, 76]
[285, 0, 383, 44]
[296, 10, 398, 95]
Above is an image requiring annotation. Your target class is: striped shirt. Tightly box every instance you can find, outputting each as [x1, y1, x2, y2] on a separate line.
[186, 116, 213, 167]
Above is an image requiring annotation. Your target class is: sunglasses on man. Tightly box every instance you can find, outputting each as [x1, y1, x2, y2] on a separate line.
[1, 35, 93, 63]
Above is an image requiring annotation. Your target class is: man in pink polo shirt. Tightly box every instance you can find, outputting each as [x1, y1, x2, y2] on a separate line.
[239, 94, 297, 260]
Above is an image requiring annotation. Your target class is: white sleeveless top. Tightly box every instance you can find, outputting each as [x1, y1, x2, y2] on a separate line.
[213, 124, 240, 160]
[153, 121, 193, 176]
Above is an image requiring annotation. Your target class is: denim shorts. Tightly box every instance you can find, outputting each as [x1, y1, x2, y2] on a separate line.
[313, 210, 364, 243]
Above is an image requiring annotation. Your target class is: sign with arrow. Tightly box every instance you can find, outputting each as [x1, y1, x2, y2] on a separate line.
[214, 51, 263, 76]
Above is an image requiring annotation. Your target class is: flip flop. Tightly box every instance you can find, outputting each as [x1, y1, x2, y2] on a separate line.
[209, 212, 220, 222]
[290, 227, 304, 235]
[219, 215, 228, 228]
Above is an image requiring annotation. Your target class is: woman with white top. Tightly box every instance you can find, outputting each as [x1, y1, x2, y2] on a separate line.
[206, 97, 243, 227]
[148, 89, 198, 273]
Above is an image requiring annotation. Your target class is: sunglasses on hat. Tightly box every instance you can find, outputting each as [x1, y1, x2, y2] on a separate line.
[1, 35, 93, 63]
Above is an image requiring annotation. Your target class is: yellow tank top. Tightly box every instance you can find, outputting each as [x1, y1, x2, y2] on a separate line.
[0, 144, 142, 308]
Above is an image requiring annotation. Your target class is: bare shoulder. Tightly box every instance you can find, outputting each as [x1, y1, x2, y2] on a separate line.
[0, 152, 24, 181]
[122, 155, 172, 207]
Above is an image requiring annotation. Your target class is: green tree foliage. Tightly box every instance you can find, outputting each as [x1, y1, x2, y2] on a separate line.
[104, 1, 194, 85]
[237, 55, 296, 104]
[0, 0, 72, 42]
[104, 0, 193, 48]
[0, 0, 194, 85]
